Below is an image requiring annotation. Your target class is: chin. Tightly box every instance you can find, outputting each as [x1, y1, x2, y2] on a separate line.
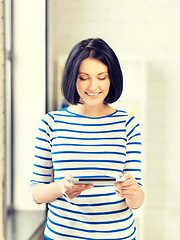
[85, 101, 104, 107]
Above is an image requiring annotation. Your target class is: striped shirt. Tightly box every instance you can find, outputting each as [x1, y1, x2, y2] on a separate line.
[30, 107, 142, 240]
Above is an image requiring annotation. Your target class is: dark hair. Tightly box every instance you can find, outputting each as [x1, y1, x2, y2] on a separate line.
[61, 38, 123, 105]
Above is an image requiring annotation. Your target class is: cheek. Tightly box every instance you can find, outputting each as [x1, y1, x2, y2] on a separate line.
[76, 81, 81, 91]
[76, 86, 81, 97]
[76, 82, 86, 96]
[103, 80, 110, 92]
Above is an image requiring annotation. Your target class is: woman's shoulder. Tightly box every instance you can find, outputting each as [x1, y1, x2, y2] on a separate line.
[115, 109, 140, 125]
[115, 109, 133, 119]
[43, 107, 68, 120]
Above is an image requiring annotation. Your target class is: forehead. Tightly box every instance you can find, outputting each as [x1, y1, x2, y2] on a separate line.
[79, 58, 108, 74]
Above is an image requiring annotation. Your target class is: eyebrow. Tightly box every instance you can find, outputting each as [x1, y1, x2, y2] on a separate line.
[78, 72, 108, 76]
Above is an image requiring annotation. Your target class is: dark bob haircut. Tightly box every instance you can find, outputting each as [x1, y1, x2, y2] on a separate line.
[61, 38, 123, 105]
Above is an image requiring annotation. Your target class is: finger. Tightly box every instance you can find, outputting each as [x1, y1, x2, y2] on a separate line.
[65, 177, 88, 189]
[77, 184, 93, 188]
[115, 189, 132, 199]
[114, 181, 130, 188]
[68, 186, 91, 199]
[65, 175, 74, 182]
[81, 184, 94, 189]
[67, 191, 81, 199]
[115, 189, 122, 197]
[64, 176, 74, 187]
[114, 174, 132, 187]
[120, 176, 135, 187]
[115, 189, 128, 199]
[72, 184, 93, 191]
[123, 174, 132, 180]
[114, 184, 134, 195]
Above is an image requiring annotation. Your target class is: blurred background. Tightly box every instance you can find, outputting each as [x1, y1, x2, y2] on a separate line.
[1, 0, 180, 239]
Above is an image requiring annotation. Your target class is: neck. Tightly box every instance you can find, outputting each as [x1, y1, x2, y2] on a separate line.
[69, 104, 115, 118]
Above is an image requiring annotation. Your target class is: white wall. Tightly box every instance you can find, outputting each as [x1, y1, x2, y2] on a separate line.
[49, 0, 180, 239]
[13, 0, 46, 211]
[13, 0, 180, 238]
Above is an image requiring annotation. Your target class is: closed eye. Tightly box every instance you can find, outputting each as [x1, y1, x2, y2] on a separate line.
[97, 72, 109, 80]
[79, 76, 88, 80]
[98, 77, 106, 80]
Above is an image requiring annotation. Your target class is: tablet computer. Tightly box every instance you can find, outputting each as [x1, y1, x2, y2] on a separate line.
[69, 176, 125, 185]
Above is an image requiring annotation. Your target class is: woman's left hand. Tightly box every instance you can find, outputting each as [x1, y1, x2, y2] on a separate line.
[114, 174, 139, 199]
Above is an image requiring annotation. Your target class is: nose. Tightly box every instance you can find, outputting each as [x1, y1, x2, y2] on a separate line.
[88, 78, 98, 91]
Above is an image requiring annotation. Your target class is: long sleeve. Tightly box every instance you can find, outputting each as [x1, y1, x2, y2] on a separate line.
[123, 115, 142, 187]
[30, 113, 54, 190]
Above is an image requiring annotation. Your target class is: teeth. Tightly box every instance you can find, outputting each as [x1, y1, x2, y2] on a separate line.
[87, 93, 99, 96]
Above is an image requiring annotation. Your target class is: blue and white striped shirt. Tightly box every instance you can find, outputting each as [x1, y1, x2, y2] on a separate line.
[31, 107, 142, 240]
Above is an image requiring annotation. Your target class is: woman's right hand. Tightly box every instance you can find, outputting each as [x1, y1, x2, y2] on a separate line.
[60, 176, 94, 199]
[32, 176, 94, 204]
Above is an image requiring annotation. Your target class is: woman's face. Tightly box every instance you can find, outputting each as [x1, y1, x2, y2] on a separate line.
[76, 58, 110, 106]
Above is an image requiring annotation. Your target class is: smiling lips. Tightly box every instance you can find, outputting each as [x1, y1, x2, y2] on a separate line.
[86, 92, 101, 97]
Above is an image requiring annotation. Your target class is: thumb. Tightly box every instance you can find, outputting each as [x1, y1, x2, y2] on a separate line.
[65, 175, 73, 182]
[123, 174, 132, 181]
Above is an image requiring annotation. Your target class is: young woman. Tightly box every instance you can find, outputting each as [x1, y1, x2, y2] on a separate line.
[31, 38, 145, 240]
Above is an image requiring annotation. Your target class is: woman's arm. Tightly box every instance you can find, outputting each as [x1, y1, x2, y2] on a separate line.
[32, 177, 93, 204]
[117, 114, 145, 209]
[32, 181, 63, 204]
